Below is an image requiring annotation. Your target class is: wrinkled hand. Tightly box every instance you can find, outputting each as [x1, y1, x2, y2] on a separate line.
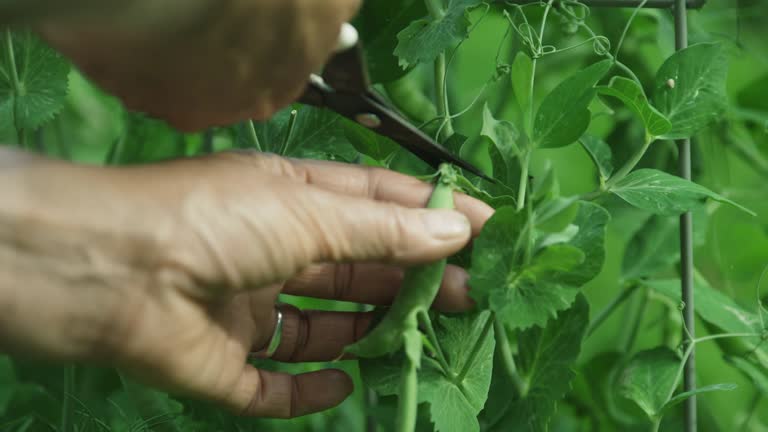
[33, 0, 360, 130]
[0, 150, 493, 418]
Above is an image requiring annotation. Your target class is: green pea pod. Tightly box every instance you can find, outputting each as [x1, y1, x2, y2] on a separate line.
[346, 164, 457, 358]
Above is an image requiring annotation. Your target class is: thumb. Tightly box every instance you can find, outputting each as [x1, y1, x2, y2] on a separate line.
[295, 185, 472, 264]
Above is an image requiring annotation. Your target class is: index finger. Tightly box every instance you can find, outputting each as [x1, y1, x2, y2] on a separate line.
[287, 159, 494, 236]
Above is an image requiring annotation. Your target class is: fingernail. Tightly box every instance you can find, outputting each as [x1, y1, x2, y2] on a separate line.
[421, 210, 470, 240]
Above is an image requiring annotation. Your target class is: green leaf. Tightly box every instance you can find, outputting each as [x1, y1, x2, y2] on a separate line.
[533, 60, 612, 149]
[354, 0, 427, 82]
[579, 134, 614, 180]
[394, 0, 482, 69]
[470, 202, 608, 329]
[0, 356, 16, 417]
[646, 279, 768, 367]
[619, 348, 680, 419]
[611, 169, 756, 216]
[510, 52, 533, 131]
[486, 295, 590, 432]
[480, 103, 523, 182]
[622, 215, 679, 280]
[109, 113, 182, 164]
[343, 118, 398, 161]
[0, 31, 70, 132]
[661, 383, 736, 414]
[283, 106, 359, 161]
[237, 105, 359, 161]
[725, 356, 768, 395]
[598, 76, 672, 138]
[361, 312, 495, 432]
[653, 43, 728, 140]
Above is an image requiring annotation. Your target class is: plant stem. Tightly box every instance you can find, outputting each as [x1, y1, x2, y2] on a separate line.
[60, 366, 75, 432]
[4, 29, 24, 146]
[425, 0, 446, 19]
[606, 135, 654, 188]
[279, 109, 298, 155]
[456, 314, 494, 383]
[622, 287, 648, 352]
[396, 319, 421, 432]
[739, 392, 760, 432]
[613, 0, 649, 63]
[418, 311, 451, 374]
[434, 53, 454, 140]
[494, 319, 527, 397]
[587, 283, 640, 337]
[246, 120, 262, 151]
[516, 151, 530, 211]
[424, 0, 453, 141]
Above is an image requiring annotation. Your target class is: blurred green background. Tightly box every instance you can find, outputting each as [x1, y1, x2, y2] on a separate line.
[1, 0, 767, 431]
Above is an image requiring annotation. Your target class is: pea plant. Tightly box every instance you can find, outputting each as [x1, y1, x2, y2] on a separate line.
[1, 1, 767, 432]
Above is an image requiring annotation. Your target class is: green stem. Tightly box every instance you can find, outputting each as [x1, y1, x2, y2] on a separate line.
[494, 319, 527, 397]
[4, 29, 24, 146]
[606, 135, 655, 188]
[280, 109, 298, 155]
[418, 311, 451, 374]
[424, 0, 453, 141]
[653, 331, 763, 431]
[434, 53, 454, 140]
[587, 283, 640, 337]
[613, 0, 649, 62]
[516, 151, 530, 211]
[60, 366, 75, 432]
[456, 314, 494, 383]
[396, 318, 421, 432]
[425, 0, 445, 19]
[246, 120, 262, 152]
[622, 287, 648, 353]
[739, 391, 761, 432]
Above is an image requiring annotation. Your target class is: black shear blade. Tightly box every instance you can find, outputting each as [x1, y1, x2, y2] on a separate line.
[361, 95, 492, 181]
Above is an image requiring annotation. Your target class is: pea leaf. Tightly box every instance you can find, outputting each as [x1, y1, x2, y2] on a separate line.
[622, 215, 679, 281]
[646, 279, 768, 368]
[108, 113, 183, 164]
[480, 103, 523, 182]
[511, 52, 533, 131]
[361, 312, 495, 432]
[661, 383, 736, 414]
[533, 60, 612, 149]
[354, 0, 427, 82]
[653, 43, 728, 140]
[598, 76, 672, 138]
[0, 31, 70, 133]
[618, 348, 680, 419]
[394, 0, 482, 69]
[579, 134, 614, 180]
[343, 118, 398, 161]
[0, 356, 16, 416]
[234, 105, 359, 161]
[470, 202, 608, 329]
[610, 169, 756, 216]
[725, 356, 768, 395]
[486, 295, 590, 432]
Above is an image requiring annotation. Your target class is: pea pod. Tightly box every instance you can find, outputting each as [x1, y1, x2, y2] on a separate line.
[346, 164, 458, 358]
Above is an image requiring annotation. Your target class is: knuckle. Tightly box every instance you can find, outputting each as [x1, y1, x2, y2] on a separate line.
[332, 263, 356, 301]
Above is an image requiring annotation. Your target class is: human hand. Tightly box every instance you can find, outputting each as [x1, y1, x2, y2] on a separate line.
[0, 150, 493, 418]
[32, 0, 360, 131]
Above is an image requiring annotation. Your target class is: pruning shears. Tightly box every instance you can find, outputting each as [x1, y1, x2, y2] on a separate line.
[299, 24, 493, 182]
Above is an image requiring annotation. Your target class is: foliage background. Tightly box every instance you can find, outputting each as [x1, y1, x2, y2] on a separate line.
[1, 0, 767, 431]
